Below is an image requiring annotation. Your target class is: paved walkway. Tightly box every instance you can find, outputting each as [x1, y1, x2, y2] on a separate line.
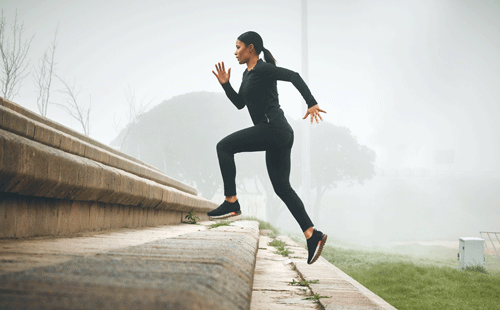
[252, 231, 397, 310]
[0, 220, 397, 309]
[251, 233, 317, 309]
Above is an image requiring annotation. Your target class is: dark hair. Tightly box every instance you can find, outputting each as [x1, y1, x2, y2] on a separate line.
[237, 31, 276, 65]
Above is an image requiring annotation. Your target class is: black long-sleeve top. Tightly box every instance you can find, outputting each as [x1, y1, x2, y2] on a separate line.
[221, 59, 317, 132]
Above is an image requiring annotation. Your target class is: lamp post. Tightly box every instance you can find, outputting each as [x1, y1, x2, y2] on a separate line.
[301, 0, 312, 214]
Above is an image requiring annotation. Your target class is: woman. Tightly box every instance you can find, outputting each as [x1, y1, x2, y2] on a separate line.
[209, 31, 327, 264]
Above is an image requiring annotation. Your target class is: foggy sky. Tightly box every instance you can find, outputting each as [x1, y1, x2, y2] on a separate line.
[2, 0, 500, 174]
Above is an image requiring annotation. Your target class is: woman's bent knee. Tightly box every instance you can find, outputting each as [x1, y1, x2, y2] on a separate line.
[216, 139, 228, 154]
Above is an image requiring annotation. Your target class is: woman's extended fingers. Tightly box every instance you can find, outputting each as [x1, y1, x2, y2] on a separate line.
[212, 62, 231, 84]
[302, 105, 327, 124]
[214, 62, 226, 73]
[302, 111, 317, 124]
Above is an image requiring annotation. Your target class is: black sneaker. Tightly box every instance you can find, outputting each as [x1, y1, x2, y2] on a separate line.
[207, 200, 241, 220]
[306, 229, 327, 264]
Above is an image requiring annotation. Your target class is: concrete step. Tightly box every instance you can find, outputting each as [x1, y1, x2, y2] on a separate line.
[0, 220, 259, 310]
[251, 234, 317, 309]
[0, 220, 397, 310]
[252, 233, 397, 310]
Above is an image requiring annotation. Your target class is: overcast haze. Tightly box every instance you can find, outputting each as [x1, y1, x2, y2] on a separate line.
[2, 0, 500, 242]
[3, 0, 500, 173]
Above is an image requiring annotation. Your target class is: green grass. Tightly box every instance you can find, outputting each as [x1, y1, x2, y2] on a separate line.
[463, 265, 488, 273]
[207, 220, 233, 229]
[246, 217, 500, 309]
[321, 244, 500, 310]
[268, 238, 294, 256]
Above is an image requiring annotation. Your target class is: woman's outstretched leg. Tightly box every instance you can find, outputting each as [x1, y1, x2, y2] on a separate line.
[265, 136, 327, 264]
[265, 140, 313, 232]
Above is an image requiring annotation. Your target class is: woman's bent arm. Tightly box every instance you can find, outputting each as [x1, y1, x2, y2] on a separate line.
[263, 64, 326, 123]
[213, 61, 246, 109]
[265, 65, 318, 108]
[222, 82, 246, 110]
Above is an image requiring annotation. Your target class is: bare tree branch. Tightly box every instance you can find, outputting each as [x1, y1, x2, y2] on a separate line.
[0, 10, 33, 100]
[55, 76, 91, 136]
[33, 25, 58, 116]
[118, 86, 155, 150]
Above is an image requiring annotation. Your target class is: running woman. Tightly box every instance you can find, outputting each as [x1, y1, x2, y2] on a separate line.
[209, 31, 327, 264]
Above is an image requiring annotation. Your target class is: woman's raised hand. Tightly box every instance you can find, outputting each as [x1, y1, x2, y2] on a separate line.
[303, 104, 327, 124]
[212, 62, 231, 84]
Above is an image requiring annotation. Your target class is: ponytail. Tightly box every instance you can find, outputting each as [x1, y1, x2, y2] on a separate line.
[263, 48, 277, 66]
[238, 31, 277, 66]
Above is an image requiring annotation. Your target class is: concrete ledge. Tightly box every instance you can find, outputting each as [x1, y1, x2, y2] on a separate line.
[0, 97, 160, 170]
[0, 97, 218, 239]
[0, 220, 260, 310]
[0, 98, 196, 196]
[0, 129, 215, 211]
[0, 193, 210, 238]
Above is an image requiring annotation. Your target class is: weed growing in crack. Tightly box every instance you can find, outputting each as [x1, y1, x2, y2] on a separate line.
[208, 220, 233, 229]
[268, 239, 294, 256]
[268, 231, 279, 239]
[182, 210, 200, 224]
[289, 279, 320, 286]
[277, 247, 294, 256]
[303, 293, 330, 301]
[268, 239, 287, 248]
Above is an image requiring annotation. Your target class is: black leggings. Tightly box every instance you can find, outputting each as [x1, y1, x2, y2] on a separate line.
[216, 123, 314, 232]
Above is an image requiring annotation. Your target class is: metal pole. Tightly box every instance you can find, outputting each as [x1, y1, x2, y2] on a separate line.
[494, 232, 500, 257]
[301, 0, 312, 216]
[480, 231, 500, 257]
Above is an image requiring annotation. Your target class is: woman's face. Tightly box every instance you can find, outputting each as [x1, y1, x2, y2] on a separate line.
[235, 40, 253, 64]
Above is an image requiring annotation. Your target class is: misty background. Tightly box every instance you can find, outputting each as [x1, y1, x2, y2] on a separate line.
[2, 0, 499, 245]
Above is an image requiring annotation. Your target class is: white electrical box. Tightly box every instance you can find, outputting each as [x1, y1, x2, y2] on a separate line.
[458, 237, 485, 269]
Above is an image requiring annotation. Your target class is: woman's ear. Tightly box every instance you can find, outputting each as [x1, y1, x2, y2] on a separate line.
[249, 44, 255, 53]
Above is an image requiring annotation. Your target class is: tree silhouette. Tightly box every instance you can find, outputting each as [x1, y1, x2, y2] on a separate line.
[259, 118, 376, 226]
[112, 91, 252, 197]
[307, 121, 376, 224]
[113, 91, 376, 227]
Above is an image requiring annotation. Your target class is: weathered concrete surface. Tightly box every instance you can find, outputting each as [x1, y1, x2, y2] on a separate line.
[0, 99, 196, 196]
[0, 97, 218, 239]
[0, 224, 206, 273]
[251, 233, 317, 309]
[0, 97, 219, 238]
[279, 235, 398, 310]
[251, 231, 396, 309]
[0, 219, 397, 310]
[0, 128, 213, 210]
[0, 220, 260, 310]
[0, 193, 209, 238]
